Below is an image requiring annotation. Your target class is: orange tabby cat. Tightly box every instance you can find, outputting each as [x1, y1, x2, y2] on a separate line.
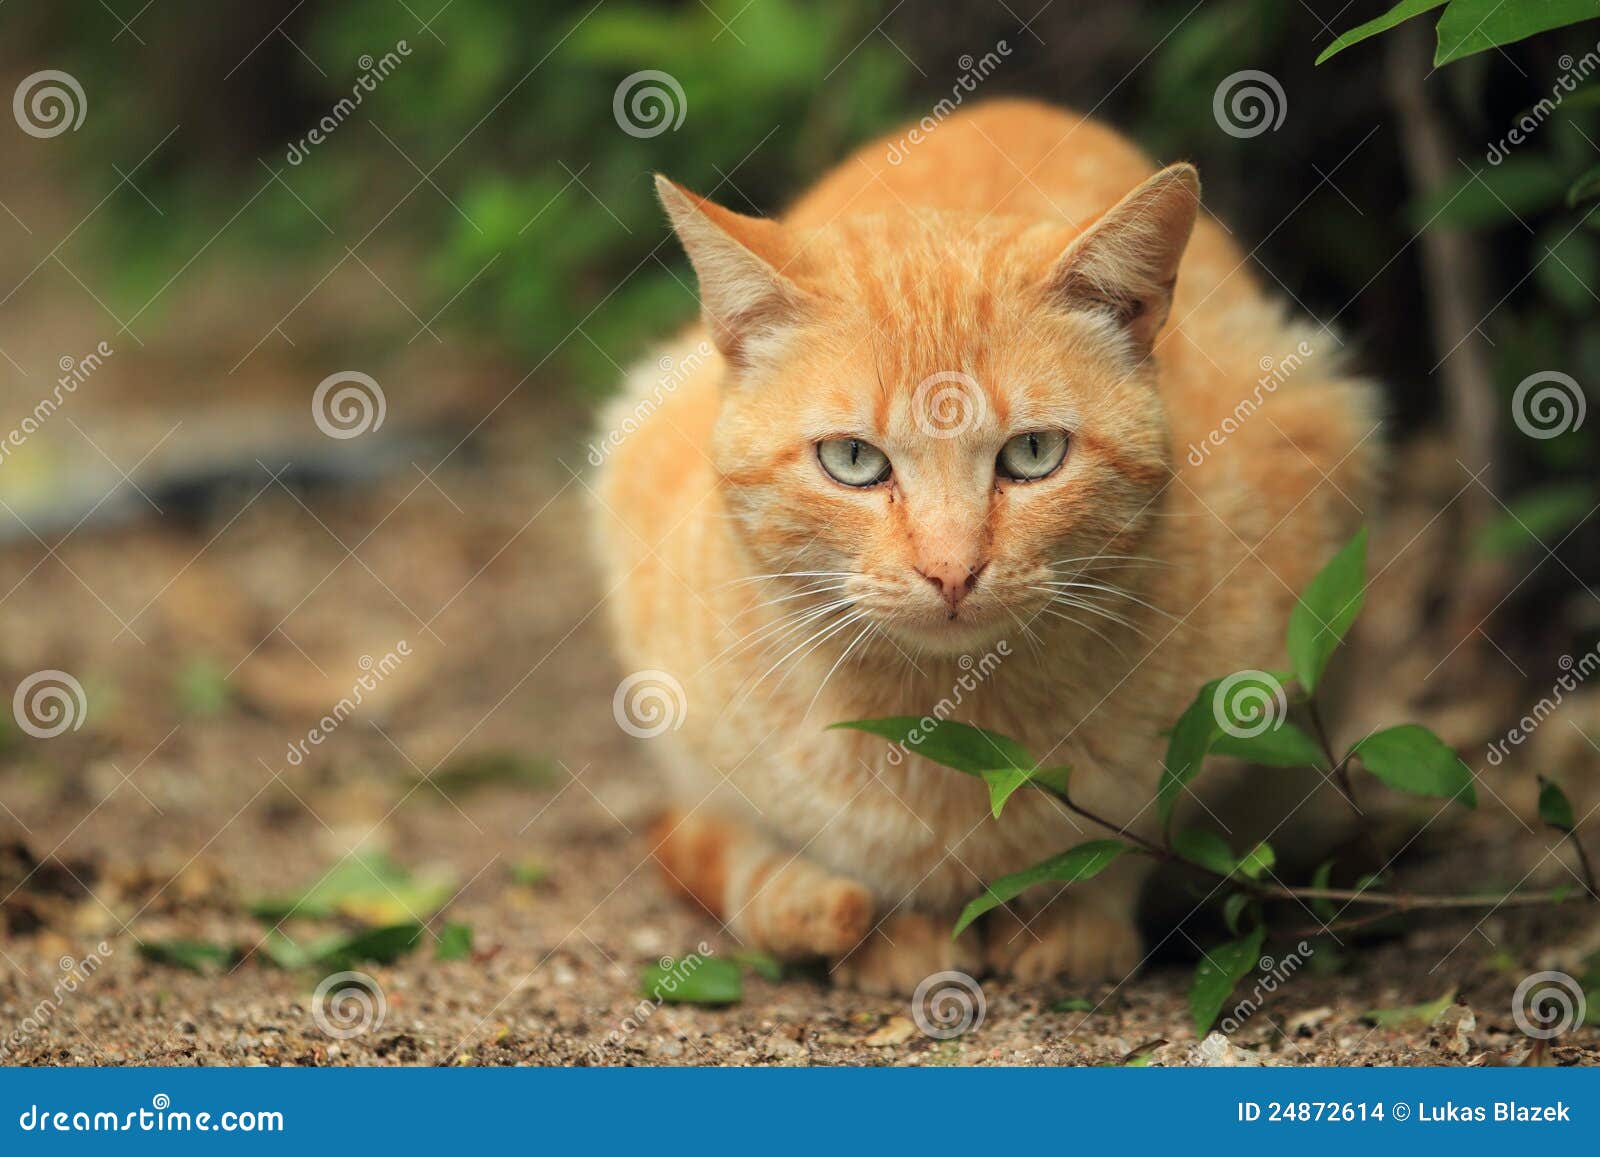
[591, 99, 1377, 993]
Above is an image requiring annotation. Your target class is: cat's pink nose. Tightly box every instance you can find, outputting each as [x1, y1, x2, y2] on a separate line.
[919, 560, 985, 612]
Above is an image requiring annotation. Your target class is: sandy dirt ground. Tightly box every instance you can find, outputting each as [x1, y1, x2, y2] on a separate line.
[0, 377, 1595, 1068]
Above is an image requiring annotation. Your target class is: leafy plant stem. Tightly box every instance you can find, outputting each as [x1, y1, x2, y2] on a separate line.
[1034, 778, 1586, 914]
[1307, 697, 1399, 892]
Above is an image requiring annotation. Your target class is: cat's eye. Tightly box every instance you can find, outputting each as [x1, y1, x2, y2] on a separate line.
[817, 438, 891, 487]
[997, 430, 1069, 482]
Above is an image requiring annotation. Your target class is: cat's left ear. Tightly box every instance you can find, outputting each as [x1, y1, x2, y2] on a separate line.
[654, 175, 804, 370]
[1046, 163, 1200, 359]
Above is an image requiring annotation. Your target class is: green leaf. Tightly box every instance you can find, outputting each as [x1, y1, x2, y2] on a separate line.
[1536, 227, 1600, 311]
[1539, 776, 1576, 830]
[1210, 721, 1325, 768]
[641, 954, 743, 1005]
[954, 840, 1130, 936]
[249, 850, 455, 924]
[1189, 925, 1267, 1036]
[1310, 859, 1339, 923]
[980, 764, 1072, 818]
[1473, 483, 1595, 558]
[732, 950, 784, 981]
[1571, 163, 1600, 208]
[1436, 0, 1600, 66]
[1173, 829, 1237, 876]
[1316, 0, 1447, 65]
[1412, 158, 1566, 231]
[1362, 988, 1456, 1026]
[1222, 892, 1253, 935]
[319, 923, 426, 969]
[1159, 669, 1301, 825]
[1352, 724, 1477, 807]
[1120, 1039, 1166, 1066]
[139, 939, 237, 974]
[510, 859, 549, 887]
[1237, 841, 1276, 881]
[1159, 678, 1226, 825]
[1286, 527, 1368, 693]
[435, 922, 474, 961]
[830, 717, 1033, 775]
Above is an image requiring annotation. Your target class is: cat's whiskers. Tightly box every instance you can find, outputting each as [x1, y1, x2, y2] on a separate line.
[801, 618, 879, 721]
[1038, 577, 1176, 622]
[1034, 603, 1130, 657]
[705, 594, 854, 672]
[739, 606, 870, 707]
[1028, 585, 1149, 640]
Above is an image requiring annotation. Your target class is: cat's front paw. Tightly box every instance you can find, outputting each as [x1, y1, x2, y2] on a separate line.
[830, 911, 983, 996]
[983, 897, 1143, 983]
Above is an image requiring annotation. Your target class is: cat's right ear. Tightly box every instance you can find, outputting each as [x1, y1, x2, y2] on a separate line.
[654, 175, 804, 370]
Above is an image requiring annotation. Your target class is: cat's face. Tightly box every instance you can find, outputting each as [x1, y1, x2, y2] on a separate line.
[657, 168, 1197, 656]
